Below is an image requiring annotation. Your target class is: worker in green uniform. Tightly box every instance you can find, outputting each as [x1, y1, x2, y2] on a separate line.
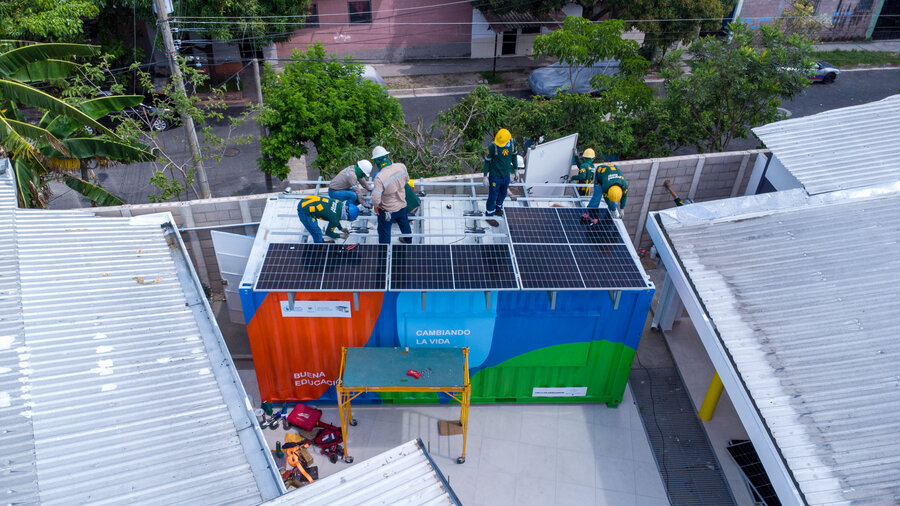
[570, 148, 596, 197]
[586, 163, 628, 219]
[405, 180, 421, 216]
[297, 195, 359, 243]
[483, 128, 518, 221]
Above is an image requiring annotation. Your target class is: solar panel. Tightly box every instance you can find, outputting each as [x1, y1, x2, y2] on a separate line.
[727, 440, 780, 506]
[512, 244, 584, 289]
[504, 207, 567, 243]
[390, 245, 454, 290]
[556, 208, 623, 244]
[256, 243, 326, 291]
[451, 244, 519, 290]
[322, 244, 388, 291]
[570, 244, 648, 288]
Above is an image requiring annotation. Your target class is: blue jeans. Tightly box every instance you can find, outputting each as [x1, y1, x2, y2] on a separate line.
[328, 189, 359, 205]
[298, 210, 323, 243]
[485, 175, 510, 215]
[588, 183, 605, 209]
[377, 207, 411, 244]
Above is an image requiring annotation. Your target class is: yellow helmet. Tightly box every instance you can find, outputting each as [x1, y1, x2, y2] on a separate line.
[494, 128, 511, 147]
[408, 179, 415, 188]
[583, 148, 595, 159]
[607, 185, 623, 202]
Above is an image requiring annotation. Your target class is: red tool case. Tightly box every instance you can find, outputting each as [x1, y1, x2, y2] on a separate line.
[286, 404, 322, 431]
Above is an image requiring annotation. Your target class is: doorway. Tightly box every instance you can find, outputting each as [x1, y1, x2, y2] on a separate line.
[501, 30, 517, 55]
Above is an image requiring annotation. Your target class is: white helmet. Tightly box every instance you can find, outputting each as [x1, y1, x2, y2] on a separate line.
[357, 159, 373, 176]
[517, 155, 525, 169]
[372, 145, 390, 159]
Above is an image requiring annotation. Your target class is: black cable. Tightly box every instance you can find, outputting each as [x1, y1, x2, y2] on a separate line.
[635, 343, 671, 491]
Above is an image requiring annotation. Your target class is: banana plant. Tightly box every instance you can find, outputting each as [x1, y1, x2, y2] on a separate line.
[0, 41, 152, 207]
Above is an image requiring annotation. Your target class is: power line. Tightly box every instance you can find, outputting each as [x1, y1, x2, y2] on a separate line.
[175, 0, 474, 20]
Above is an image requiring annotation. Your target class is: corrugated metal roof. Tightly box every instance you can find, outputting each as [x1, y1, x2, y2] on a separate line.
[651, 185, 900, 504]
[266, 439, 460, 505]
[0, 163, 284, 503]
[482, 9, 565, 32]
[752, 94, 900, 195]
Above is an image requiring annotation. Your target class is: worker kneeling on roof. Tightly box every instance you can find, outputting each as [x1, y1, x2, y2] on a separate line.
[328, 159, 374, 208]
[483, 128, 518, 221]
[297, 195, 359, 243]
[570, 148, 596, 197]
[371, 145, 412, 244]
[586, 162, 628, 219]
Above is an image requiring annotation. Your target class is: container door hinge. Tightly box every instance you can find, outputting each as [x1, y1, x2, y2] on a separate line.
[548, 290, 557, 310]
[287, 292, 296, 310]
[484, 291, 491, 311]
[353, 292, 360, 311]
[421, 292, 427, 311]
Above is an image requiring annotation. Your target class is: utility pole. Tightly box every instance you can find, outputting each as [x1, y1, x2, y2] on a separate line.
[251, 57, 274, 192]
[153, 0, 211, 199]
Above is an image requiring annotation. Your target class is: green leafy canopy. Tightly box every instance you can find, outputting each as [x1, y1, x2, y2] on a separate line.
[257, 43, 403, 179]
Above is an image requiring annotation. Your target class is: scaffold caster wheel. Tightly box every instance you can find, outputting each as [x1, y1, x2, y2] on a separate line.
[329, 454, 339, 464]
[456, 457, 466, 464]
[344, 456, 354, 464]
[349, 419, 358, 426]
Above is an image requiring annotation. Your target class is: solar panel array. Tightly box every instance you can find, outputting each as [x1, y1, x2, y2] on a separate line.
[391, 244, 518, 291]
[256, 243, 387, 291]
[255, 207, 648, 292]
[505, 207, 649, 290]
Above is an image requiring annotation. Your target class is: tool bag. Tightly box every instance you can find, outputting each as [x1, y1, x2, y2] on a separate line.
[287, 404, 322, 431]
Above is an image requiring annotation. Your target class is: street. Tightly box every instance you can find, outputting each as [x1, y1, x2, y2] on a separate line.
[49, 68, 899, 209]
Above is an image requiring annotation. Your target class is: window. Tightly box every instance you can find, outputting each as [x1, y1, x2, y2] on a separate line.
[521, 26, 540, 35]
[306, 4, 320, 28]
[348, 1, 372, 24]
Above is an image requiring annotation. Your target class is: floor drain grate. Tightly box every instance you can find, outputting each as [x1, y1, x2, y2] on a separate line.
[631, 366, 736, 505]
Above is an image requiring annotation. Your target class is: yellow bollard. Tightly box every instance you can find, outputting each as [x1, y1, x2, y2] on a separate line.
[698, 372, 724, 421]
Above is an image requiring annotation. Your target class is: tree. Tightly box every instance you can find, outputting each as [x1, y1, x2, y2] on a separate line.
[0, 41, 153, 208]
[661, 22, 813, 153]
[0, 0, 99, 41]
[533, 17, 638, 93]
[608, 0, 736, 64]
[773, 0, 833, 43]
[258, 43, 403, 180]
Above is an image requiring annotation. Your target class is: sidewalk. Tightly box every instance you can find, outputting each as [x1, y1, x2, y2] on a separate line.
[814, 39, 900, 52]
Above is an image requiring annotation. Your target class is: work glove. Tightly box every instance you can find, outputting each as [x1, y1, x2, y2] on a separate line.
[340, 229, 350, 240]
[482, 176, 489, 187]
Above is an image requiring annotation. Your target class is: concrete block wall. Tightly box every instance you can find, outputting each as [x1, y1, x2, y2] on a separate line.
[81, 150, 767, 295]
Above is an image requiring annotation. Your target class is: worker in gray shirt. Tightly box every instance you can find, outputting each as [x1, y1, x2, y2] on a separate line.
[328, 159, 373, 207]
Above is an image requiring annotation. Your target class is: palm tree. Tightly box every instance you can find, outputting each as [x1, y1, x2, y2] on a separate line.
[0, 40, 153, 207]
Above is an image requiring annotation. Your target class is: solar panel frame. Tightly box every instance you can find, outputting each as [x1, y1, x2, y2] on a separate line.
[451, 244, 520, 290]
[570, 244, 649, 289]
[512, 243, 585, 289]
[390, 244, 455, 291]
[255, 243, 327, 291]
[556, 207, 623, 244]
[321, 244, 388, 291]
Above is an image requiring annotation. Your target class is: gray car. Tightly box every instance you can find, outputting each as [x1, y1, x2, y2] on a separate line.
[809, 60, 839, 84]
[528, 60, 620, 97]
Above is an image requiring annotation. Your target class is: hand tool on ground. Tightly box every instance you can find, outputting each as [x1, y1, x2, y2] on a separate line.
[281, 404, 289, 430]
[283, 443, 315, 485]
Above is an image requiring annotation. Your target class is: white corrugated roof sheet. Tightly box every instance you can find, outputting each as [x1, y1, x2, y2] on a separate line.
[266, 439, 460, 505]
[0, 162, 283, 504]
[652, 184, 900, 504]
[753, 94, 900, 195]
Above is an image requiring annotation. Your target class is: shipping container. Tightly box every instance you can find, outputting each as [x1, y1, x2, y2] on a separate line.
[237, 185, 654, 406]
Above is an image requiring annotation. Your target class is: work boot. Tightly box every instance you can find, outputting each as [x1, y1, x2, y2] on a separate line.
[495, 208, 504, 217]
[486, 218, 500, 227]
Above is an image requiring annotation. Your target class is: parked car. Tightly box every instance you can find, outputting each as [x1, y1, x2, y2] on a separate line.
[809, 60, 839, 84]
[85, 91, 178, 134]
[528, 60, 620, 97]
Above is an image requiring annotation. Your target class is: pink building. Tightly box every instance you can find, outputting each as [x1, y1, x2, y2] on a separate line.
[275, 0, 474, 61]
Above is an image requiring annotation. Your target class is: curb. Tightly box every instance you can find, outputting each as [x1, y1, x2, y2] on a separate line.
[389, 85, 530, 98]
